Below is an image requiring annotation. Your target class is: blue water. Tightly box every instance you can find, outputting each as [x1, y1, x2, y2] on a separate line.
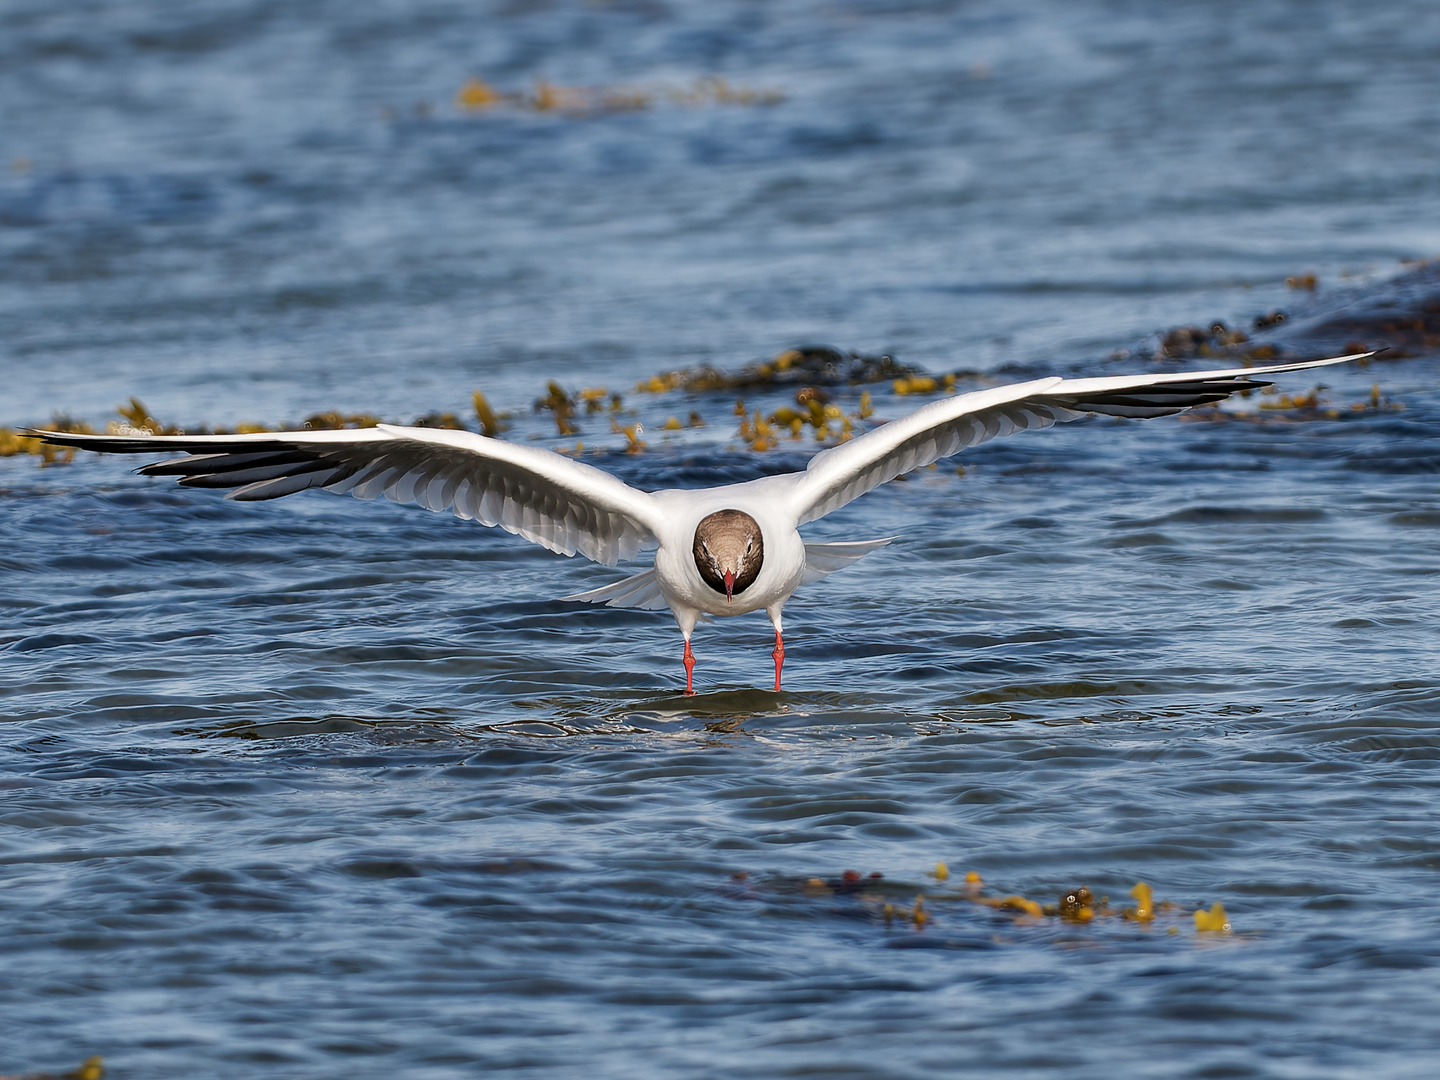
[3, 2, 1440, 1077]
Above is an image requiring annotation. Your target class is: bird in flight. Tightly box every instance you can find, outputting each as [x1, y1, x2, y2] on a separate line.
[38, 352, 1369, 694]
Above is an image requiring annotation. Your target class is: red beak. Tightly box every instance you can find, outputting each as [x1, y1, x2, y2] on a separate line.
[724, 570, 735, 602]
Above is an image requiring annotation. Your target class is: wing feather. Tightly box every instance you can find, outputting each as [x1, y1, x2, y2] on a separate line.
[34, 425, 662, 566]
[561, 568, 670, 610]
[793, 351, 1372, 524]
[800, 538, 895, 585]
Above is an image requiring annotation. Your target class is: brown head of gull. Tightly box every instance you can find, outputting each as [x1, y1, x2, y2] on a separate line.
[692, 509, 764, 602]
[34, 351, 1375, 696]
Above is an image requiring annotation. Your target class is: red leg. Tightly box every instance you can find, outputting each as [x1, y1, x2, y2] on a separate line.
[683, 639, 696, 696]
[772, 630, 785, 692]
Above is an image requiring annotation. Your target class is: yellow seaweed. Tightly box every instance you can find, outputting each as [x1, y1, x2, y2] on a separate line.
[1058, 886, 1096, 921]
[0, 428, 45, 458]
[472, 389, 501, 437]
[300, 410, 382, 430]
[455, 77, 501, 110]
[618, 422, 646, 453]
[0, 413, 94, 463]
[773, 865, 1233, 944]
[1194, 902, 1231, 932]
[412, 410, 466, 430]
[736, 409, 777, 451]
[114, 396, 180, 435]
[579, 387, 611, 415]
[1129, 881, 1155, 922]
[0, 1056, 103, 1080]
[539, 381, 579, 435]
[985, 894, 1043, 918]
[454, 73, 780, 118]
[892, 376, 939, 396]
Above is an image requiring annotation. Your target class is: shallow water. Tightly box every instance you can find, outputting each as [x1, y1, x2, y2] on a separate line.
[4, 2, 1440, 1077]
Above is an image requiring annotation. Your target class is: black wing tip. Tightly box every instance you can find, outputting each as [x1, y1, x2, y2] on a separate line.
[25, 430, 163, 453]
[23, 431, 304, 457]
[25, 428, 76, 443]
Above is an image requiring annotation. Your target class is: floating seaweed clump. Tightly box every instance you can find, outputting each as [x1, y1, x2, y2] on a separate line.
[610, 418, 646, 453]
[0, 414, 93, 463]
[1151, 321, 1264, 362]
[892, 375, 944, 395]
[1278, 259, 1440, 358]
[1183, 381, 1402, 424]
[453, 75, 784, 116]
[1145, 259, 1440, 364]
[296, 410, 383, 430]
[734, 866, 1234, 941]
[1, 394, 486, 465]
[639, 346, 923, 395]
[472, 390, 503, 437]
[1194, 902, 1231, 932]
[115, 396, 183, 435]
[743, 385, 875, 449]
[536, 381, 580, 435]
[11, 302, 1413, 470]
[0, 1056, 103, 1080]
[1, 397, 180, 462]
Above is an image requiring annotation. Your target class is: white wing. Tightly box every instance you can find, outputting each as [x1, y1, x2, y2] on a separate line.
[37, 425, 663, 566]
[800, 538, 895, 584]
[560, 568, 670, 609]
[792, 351, 1373, 525]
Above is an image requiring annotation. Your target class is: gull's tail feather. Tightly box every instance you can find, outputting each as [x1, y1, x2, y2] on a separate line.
[562, 568, 670, 610]
[801, 537, 895, 584]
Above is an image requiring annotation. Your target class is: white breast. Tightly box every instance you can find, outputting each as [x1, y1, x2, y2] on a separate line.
[650, 478, 808, 618]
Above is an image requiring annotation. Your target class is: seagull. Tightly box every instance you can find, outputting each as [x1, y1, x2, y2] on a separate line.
[36, 352, 1369, 694]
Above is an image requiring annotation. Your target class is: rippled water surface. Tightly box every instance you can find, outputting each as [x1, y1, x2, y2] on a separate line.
[4, 2, 1440, 1077]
